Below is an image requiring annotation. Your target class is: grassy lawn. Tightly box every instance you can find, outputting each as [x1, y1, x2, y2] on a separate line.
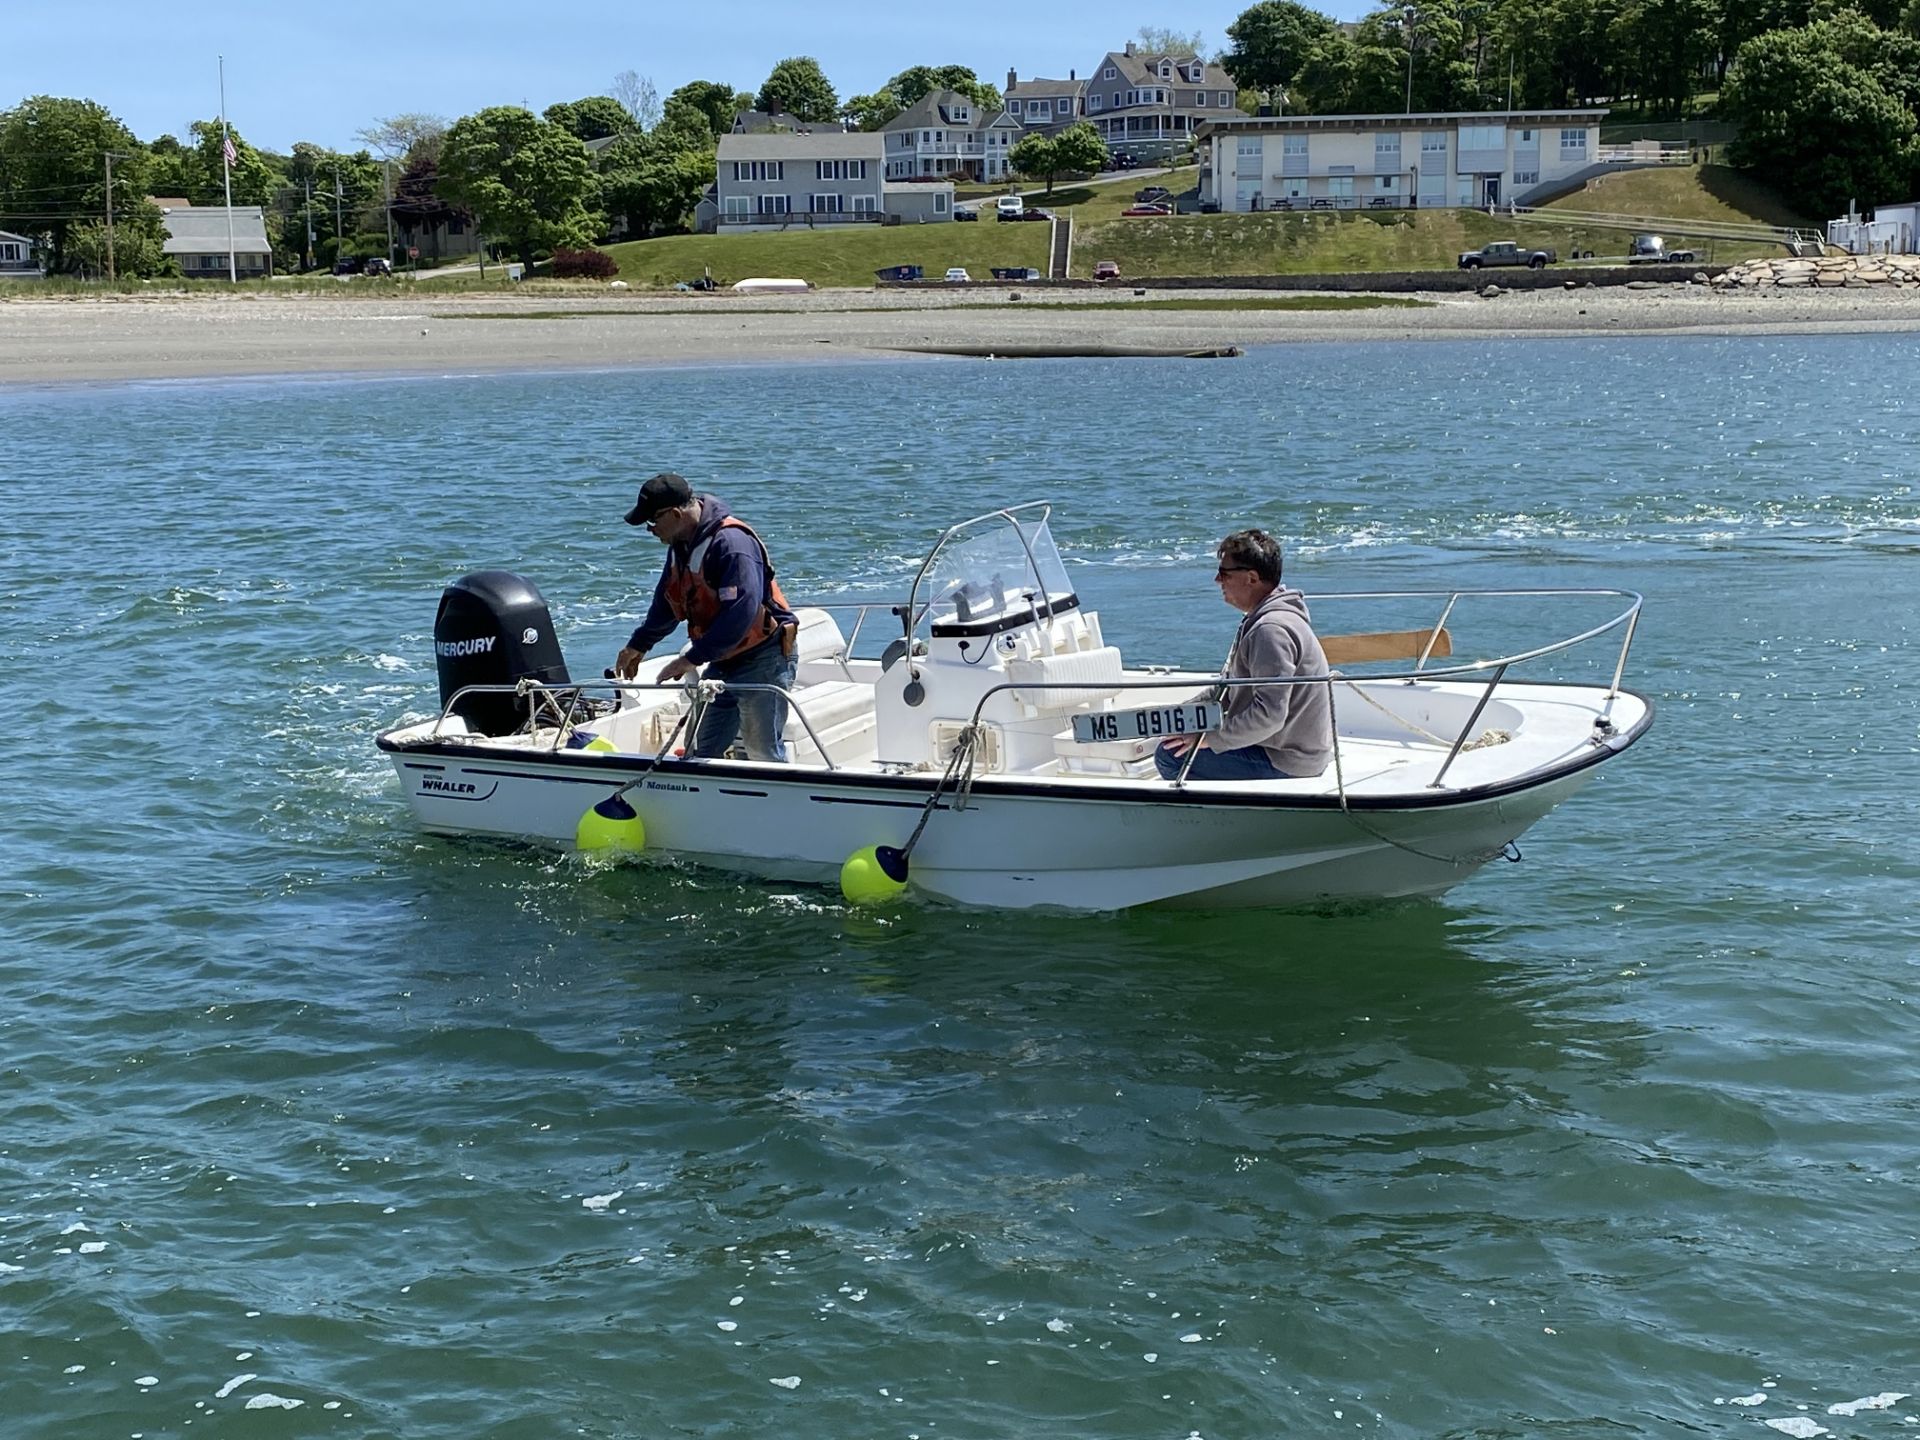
[599, 224, 1049, 289]
[1541, 163, 1813, 230]
[1074, 162, 1805, 276]
[958, 295, 1430, 311]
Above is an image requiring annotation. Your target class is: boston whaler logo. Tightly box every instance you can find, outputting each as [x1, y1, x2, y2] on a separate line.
[436, 635, 496, 659]
[417, 774, 498, 801]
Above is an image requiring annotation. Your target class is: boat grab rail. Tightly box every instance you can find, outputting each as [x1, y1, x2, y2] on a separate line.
[431, 676, 843, 770]
[956, 587, 1643, 788]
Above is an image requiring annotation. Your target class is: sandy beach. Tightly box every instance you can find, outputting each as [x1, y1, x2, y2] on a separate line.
[4, 282, 1920, 385]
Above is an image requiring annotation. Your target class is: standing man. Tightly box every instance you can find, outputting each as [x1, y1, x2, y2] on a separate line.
[614, 473, 799, 762]
[1157, 529, 1333, 781]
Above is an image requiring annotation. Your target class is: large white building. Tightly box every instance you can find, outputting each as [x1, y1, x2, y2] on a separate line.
[1196, 110, 1607, 213]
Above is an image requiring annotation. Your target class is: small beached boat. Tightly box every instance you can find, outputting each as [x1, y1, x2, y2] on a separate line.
[377, 504, 1652, 910]
[729, 277, 811, 294]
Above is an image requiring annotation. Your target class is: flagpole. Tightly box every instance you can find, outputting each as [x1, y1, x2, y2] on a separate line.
[219, 54, 236, 282]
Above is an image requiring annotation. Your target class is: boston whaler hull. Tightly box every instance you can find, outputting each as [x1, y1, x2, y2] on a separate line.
[378, 505, 1652, 911]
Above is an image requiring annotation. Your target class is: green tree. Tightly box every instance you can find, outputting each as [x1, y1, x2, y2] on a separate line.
[63, 206, 172, 279]
[543, 96, 634, 143]
[356, 113, 450, 165]
[756, 56, 839, 122]
[1011, 121, 1107, 194]
[598, 132, 714, 238]
[438, 106, 601, 266]
[1723, 14, 1920, 217]
[887, 64, 1002, 112]
[841, 92, 903, 131]
[663, 80, 744, 139]
[0, 96, 150, 272]
[1222, 1, 1340, 93]
[183, 120, 279, 207]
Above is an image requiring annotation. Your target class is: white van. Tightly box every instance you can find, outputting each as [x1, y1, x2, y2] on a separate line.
[995, 194, 1025, 219]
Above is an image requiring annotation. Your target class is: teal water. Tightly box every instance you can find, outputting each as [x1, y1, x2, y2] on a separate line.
[2, 338, 1917, 1437]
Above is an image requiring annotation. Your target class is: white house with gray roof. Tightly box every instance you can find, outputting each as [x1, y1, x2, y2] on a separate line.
[881, 89, 1020, 182]
[159, 204, 274, 279]
[0, 229, 42, 279]
[1004, 69, 1086, 140]
[1195, 109, 1607, 213]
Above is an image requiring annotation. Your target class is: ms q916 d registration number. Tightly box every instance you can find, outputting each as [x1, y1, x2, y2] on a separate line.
[1072, 702, 1220, 745]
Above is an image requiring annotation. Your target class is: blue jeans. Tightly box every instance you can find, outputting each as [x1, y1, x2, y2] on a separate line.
[692, 635, 798, 761]
[1154, 741, 1291, 782]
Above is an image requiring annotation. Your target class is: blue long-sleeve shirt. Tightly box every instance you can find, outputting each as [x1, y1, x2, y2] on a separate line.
[626, 497, 793, 665]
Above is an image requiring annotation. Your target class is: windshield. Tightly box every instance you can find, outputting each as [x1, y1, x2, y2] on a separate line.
[915, 506, 1075, 635]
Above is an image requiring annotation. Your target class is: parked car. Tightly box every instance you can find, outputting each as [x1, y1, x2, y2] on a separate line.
[1457, 241, 1556, 269]
[943, 267, 972, 283]
[954, 206, 979, 222]
[1627, 234, 1696, 264]
[364, 256, 393, 277]
[1134, 185, 1172, 204]
[989, 267, 1043, 281]
[875, 264, 924, 282]
[1091, 259, 1121, 281]
[1004, 207, 1054, 222]
[331, 256, 363, 276]
[995, 195, 1025, 219]
[1122, 203, 1173, 217]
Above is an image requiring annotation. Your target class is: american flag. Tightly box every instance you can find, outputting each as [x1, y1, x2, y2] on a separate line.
[222, 133, 237, 168]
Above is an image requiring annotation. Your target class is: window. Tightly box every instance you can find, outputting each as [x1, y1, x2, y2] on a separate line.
[1375, 175, 1398, 192]
[851, 194, 877, 213]
[1514, 169, 1538, 185]
[1237, 138, 1262, 158]
[1057, 97, 1071, 114]
[816, 159, 867, 180]
[1375, 134, 1400, 157]
[1218, 91, 1231, 106]
[1112, 92, 1121, 107]
[0, 242, 16, 260]
[734, 160, 784, 182]
[1328, 175, 1354, 197]
[934, 192, 949, 213]
[1127, 90, 1137, 105]
[1559, 127, 1586, 157]
[1104, 65, 1116, 79]
[1422, 132, 1447, 156]
[1195, 93, 1208, 107]
[1459, 124, 1505, 150]
[1283, 135, 1307, 157]
[1159, 62, 1171, 77]
[811, 193, 844, 213]
[1518, 129, 1536, 144]
[1190, 65, 1203, 81]
[954, 107, 969, 122]
[757, 194, 789, 215]
[1090, 93, 1103, 110]
[1027, 100, 1044, 116]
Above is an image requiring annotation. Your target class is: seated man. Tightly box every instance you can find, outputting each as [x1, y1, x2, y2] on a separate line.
[1156, 529, 1334, 782]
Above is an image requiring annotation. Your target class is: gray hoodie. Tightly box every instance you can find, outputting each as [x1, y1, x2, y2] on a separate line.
[1210, 587, 1334, 777]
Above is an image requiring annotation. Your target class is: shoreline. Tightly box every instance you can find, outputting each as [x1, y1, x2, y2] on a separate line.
[5, 285, 1920, 386]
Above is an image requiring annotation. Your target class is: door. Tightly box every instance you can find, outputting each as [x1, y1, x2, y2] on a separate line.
[1482, 176, 1500, 207]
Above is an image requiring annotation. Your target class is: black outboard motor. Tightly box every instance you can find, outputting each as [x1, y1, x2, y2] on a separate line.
[434, 571, 573, 736]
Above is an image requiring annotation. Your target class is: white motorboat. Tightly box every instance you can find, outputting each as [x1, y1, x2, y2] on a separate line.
[377, 503, 1652, 910]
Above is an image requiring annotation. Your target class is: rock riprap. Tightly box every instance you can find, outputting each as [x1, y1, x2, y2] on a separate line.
[1713, 254, 1920, 289]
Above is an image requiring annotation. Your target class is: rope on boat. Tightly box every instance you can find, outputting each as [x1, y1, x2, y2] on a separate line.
[1339, 678, 1511, 751]
[1326, 680, 1520, 870]
[896, 722, 983, 864]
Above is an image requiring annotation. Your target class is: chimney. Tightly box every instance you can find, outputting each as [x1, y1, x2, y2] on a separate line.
[1124, 41, 1136, 57]
[1257, 104, 1273, 117]
[1069, 68, 1076, 80]
[1007, 67, 1017, 93]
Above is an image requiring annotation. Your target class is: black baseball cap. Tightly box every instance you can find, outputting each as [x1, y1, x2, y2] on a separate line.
[624, 472, 694, 526]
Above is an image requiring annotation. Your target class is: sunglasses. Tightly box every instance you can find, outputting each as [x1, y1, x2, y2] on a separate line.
[1214, 565, 1253, 579]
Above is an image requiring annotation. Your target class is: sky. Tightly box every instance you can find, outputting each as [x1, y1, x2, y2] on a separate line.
[4, 0, 1375, 154]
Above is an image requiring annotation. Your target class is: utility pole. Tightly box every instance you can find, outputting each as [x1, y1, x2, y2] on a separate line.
[304, 176, 315, 270]
[382, 159, 394, 263]
[1404, 5, 1418, 116]
[103, 151, 128, 281]
[333, 159, 344, 257]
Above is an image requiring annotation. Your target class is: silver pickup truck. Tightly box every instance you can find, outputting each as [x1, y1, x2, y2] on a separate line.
[1458, 241, 1556, 270]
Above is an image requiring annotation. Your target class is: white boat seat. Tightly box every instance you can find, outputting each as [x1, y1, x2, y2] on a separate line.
[792, 607, 849, 663]
[783, 680, 872, 740]
[1006, 645, 1125, 714]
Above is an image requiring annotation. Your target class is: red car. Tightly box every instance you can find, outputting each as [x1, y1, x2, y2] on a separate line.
[1122, 203, 1173, 217]
[1091, 260, 1121, 281]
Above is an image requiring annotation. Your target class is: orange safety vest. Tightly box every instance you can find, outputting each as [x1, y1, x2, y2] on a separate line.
[664, 516, 793, 662]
